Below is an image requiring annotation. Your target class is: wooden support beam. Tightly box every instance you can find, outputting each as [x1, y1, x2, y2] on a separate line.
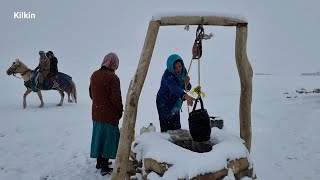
[112, 15, 253, 180]
[235, 25, 253, 151]
[159, 16, 247, 26]
[111, 20, 160, 180]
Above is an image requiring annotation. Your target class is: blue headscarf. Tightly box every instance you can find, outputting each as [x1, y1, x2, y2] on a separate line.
[166, 54, 186, 115]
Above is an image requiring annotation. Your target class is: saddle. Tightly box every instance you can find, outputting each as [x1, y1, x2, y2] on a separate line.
[26, 71, 72, 91]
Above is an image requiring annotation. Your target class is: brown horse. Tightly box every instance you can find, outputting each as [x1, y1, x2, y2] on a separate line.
[6, 59, 77, 108]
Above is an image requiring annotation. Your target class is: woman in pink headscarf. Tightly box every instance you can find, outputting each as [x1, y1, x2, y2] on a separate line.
[89, 52, 123, 176]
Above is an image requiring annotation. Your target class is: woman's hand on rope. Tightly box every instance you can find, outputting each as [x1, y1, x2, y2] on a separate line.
[183, 94, 195, 107]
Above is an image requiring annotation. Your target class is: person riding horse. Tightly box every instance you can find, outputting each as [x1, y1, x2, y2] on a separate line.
[6, 59, 77, 108]
[34, 50, 50, 89]
[46, 51, 60, 88]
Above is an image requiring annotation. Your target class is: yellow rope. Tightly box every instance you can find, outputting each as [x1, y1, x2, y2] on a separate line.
[185, 24, 207, 112]
[188, 55, 206, 99]
[185, 55, 206, 113]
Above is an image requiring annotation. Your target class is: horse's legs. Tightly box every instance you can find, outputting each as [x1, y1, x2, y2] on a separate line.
[23, 89, 32, 108]
[57, 90, 64, 106]
[67, 92, 72, 103]
[36, 91, 44, 108]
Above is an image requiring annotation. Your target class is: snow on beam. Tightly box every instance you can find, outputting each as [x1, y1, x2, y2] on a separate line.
[152, 14, 247, 26]
[158, 16, 247, 26]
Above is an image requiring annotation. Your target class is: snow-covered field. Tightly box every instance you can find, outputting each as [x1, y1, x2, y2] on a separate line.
[1, 70, 320, 179]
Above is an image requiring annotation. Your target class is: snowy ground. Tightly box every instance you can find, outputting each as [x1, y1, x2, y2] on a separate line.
[1, 71, 319, 179]
[251, 75, 320, 180]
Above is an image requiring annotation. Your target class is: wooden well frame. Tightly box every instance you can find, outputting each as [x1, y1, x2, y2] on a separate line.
[112, 15, 253, 180]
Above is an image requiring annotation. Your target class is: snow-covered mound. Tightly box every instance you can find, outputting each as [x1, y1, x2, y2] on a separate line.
[131, 128, 255, 179]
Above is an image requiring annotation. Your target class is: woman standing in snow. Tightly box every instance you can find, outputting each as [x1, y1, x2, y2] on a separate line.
[89, 52, 123, 176]
[156, 54, 195, 132]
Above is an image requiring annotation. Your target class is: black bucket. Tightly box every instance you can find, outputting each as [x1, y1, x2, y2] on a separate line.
[188, 97, 211, 142]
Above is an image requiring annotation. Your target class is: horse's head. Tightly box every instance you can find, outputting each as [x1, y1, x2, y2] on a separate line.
[6, 59, 27, 76]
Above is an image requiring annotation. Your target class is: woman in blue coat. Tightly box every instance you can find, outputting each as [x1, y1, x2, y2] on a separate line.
[156, 54, 195, 132]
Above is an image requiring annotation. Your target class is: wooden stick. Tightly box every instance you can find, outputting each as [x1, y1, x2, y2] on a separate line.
[111, 20, 160, 180]
[235, 25, 253, 151]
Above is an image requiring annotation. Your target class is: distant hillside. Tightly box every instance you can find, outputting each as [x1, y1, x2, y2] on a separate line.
[301, 72, 320, 76]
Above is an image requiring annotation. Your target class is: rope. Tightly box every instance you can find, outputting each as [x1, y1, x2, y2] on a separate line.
[13, 73, 22, 79]
[13, 69, 31, 79]
[185, 59, 193, 113]
[184, 24, 213, 113]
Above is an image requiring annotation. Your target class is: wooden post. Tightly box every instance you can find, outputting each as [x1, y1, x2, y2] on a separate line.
[235, 24, 253, 151]
[111, 20, 160, 180]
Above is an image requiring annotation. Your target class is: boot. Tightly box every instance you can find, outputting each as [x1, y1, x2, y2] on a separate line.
[100, 166, 113, 176]
[96, 156, 112, 169]
[96, 155, 103, 169]
[100, 158, 113, 176]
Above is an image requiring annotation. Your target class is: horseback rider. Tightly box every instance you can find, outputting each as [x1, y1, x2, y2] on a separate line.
[46, 51, 59, 88]
[34, 50, 50, 88]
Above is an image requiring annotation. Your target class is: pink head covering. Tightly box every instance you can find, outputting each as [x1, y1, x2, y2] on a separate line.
[101, 52, 119, 70]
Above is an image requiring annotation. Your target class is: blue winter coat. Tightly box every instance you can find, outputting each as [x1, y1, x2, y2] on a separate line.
[156, 54, 191, 119]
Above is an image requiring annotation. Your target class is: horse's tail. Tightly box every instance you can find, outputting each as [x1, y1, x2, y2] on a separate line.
[71, 80, 77, 103]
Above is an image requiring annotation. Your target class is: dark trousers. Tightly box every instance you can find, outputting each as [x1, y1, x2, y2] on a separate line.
[159, 112, 181, 132]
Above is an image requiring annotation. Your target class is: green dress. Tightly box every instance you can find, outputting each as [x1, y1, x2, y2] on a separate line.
[90, 121, 120, 159]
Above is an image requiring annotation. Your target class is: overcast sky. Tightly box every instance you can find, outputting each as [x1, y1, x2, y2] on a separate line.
[1, 0, 320, 75]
